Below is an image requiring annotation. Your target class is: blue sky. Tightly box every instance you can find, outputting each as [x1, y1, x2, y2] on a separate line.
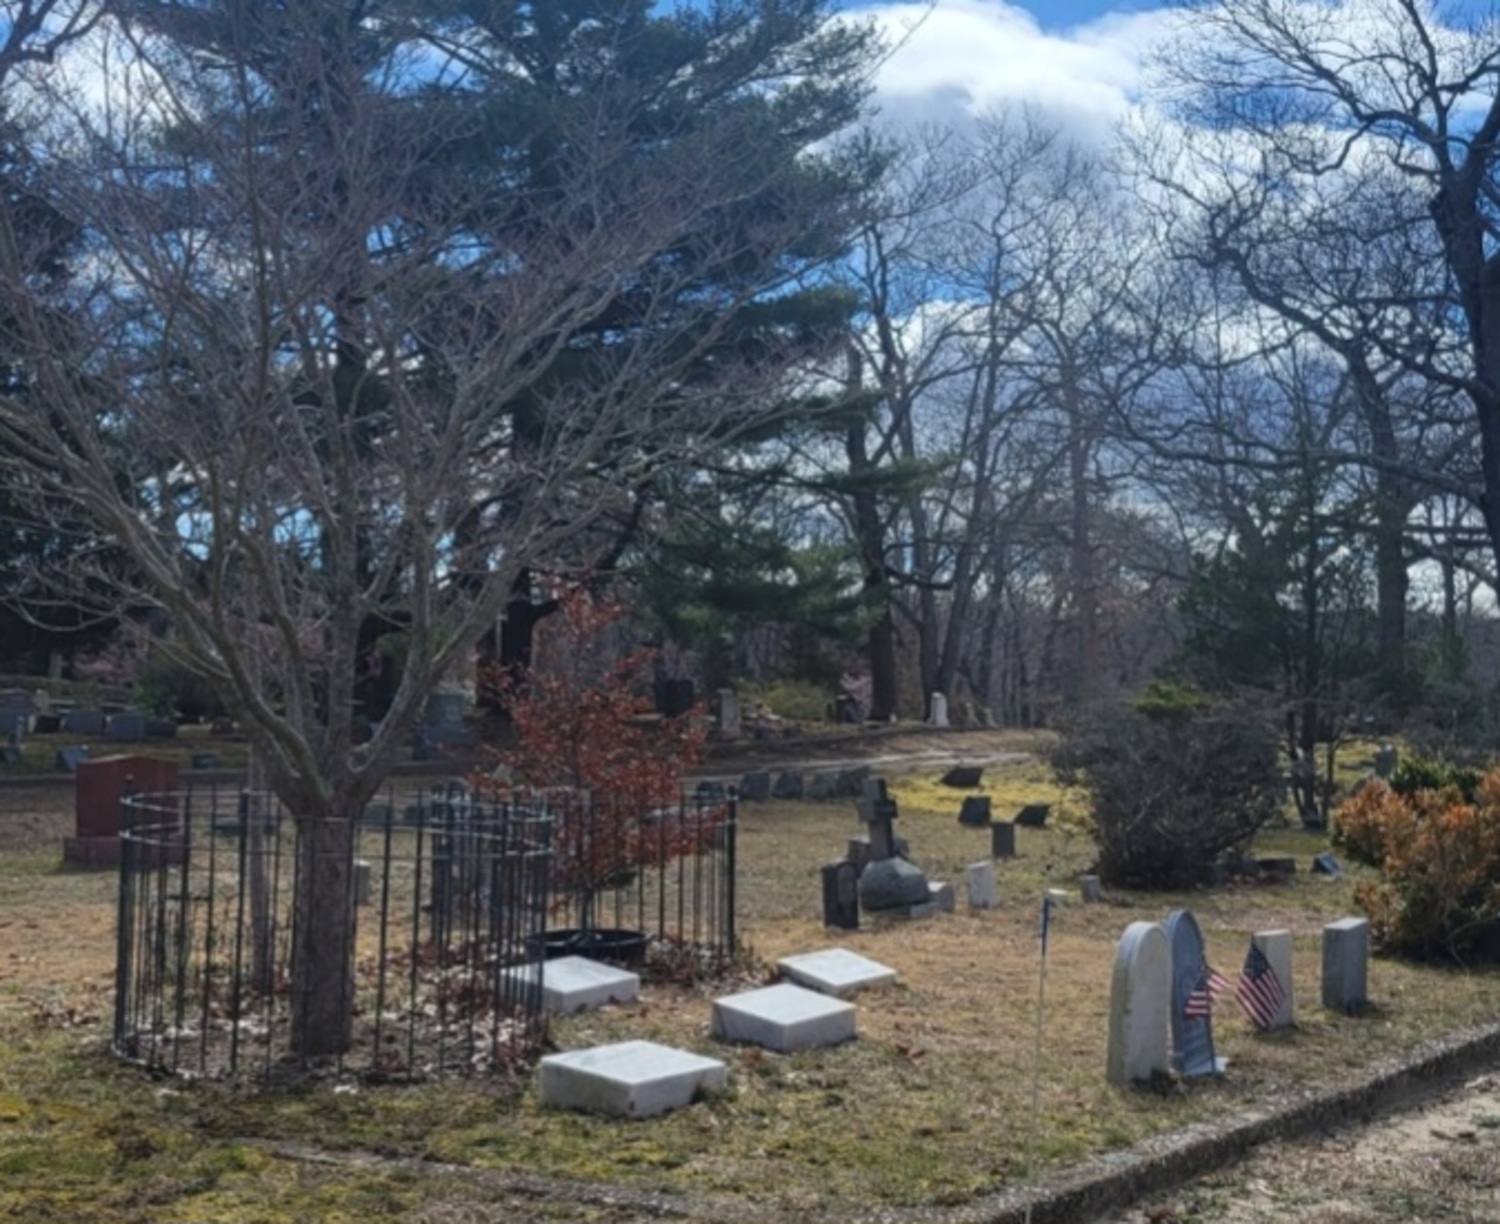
[1009, 0, 1169, 28]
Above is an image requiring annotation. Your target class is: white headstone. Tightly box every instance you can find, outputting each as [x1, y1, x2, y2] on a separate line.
[1080, 875, 1103, 903]
[1251, 929, 1295, 1030]
[929, 692, 949, 727]
[1322, 917, 1369, 1013]
[1106, 921, 1171, 1085]
[966, 861, 998, 909]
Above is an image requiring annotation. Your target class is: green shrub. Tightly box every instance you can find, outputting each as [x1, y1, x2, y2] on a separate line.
[746, 679, 833, 723]
[1051, 692, 1285, 890]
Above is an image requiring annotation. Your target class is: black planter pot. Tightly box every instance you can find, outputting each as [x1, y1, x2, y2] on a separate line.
[528, 927, 649, 965]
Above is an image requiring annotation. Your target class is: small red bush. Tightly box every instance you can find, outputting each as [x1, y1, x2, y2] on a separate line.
[476, 589, 710, 924]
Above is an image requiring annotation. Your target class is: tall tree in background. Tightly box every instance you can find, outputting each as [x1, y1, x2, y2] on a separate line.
[0, 0, 881, 1055]
[1155, 0, 1500, 588]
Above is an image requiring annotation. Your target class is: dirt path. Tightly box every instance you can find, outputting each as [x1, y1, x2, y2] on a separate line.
[1097, 1073, 1500, 1223]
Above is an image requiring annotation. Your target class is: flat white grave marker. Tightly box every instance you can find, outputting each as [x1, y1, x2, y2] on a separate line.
[777, 948, 897, 997]
[712, 983, 856, 1051]
[539, 1040, 727, 1119]
[502, 955, 640, 1014]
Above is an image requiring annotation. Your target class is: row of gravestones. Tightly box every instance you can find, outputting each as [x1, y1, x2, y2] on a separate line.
[1108, 909, 1371, 1084]
[719, 766, 873, 803]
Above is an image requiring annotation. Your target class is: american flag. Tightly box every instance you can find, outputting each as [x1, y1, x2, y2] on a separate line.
[1183, 965, 1231, 1020]
[1237, 943, 1286, 1029]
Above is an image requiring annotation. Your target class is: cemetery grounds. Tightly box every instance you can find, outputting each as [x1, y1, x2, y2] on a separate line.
[2, 729, 1500, 1222]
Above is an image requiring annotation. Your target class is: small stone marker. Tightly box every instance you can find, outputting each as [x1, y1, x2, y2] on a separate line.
[966, 861, 998, 908]
[821, 860, 859, 930]
[957, 795, 992, 827]
[1107, 921, 1170, 1085]
[929, 692, 949, 727]
[738, 771, 771, 802]
[940, 764, 984, 788]
[1312, 852, 1342, 877]
[772, 770, 804, 800]
[1080, 875, 1103, 903]
[777, 947, 896, 997]
[711, 983, 855, 1052]
[61, 709, 106, 736]
[928, 881, 955, 913]
[1165, 908, 1224, 1077]
[1322, 917, 1370, 1014]
[105, 710, 148, 742]
[714, 688, 740, 737]
[354, 859, 373, 907]
[1014, 803, 1050, 828]
[1373, 744, 1397, 778]
[539, 1040, 726, 1119]
[189, 752, 222, 770]
[806, 772, 841, 801]
[990, 822, 1016, 859]
[1250, 929, 1295, 1030]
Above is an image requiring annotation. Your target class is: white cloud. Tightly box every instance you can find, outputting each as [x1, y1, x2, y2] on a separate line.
[854, 0, 1180, 140]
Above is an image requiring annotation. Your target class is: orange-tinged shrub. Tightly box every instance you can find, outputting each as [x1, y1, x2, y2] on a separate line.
[1335, 772, 1500, 962]
[475, 589, 712, 927]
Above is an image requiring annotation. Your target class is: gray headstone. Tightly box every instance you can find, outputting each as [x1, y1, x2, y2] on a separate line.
[1165, 909, 1222, 1077]
[61, 709, 106, 736]
[714, 689, 739, 736]
[928, 692, 949, 727]
[957, 795, 992, 827]
[858, 857, 931, 911]
[1080, 875, 1103, 903]
[772, 770, 804, 800]
[1373, 744, 1397, 778]
[1321, 917, 1369, 1013]
[105, 710, 148, 742]
[941, 764, 984, 789]
[966, 861, 998, 908]
[821, 860, 859, 930]
[1107, 921, 1171, 1085]
[1312, 852, 1343, 877]
[806, 773, 841, 801]
[1015, 803, 1050, 828]
[738, 771, 771, 802]
[990, 822, 1015, 859]
[55, 746, 89, 772]
[145, 717, 178, 739]
[189, 752, 221, 770]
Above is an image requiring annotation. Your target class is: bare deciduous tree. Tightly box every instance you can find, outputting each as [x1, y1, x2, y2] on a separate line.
[0, 0, 880, 1055]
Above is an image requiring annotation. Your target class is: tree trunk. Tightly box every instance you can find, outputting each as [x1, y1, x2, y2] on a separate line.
[290, 811, 358, 1058]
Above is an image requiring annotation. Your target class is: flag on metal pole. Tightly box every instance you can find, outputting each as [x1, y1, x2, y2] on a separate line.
[1023, 894, 1057, 1224]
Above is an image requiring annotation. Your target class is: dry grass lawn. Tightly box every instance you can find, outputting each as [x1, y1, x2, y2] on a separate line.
[3, 732, 1500, 1222]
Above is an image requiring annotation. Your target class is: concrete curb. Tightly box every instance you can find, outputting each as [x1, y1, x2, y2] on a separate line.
[933, 1019, 1500, 1224]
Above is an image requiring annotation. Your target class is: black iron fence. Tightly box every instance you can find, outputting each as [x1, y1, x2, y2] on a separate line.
[113, 784, 737, 1083]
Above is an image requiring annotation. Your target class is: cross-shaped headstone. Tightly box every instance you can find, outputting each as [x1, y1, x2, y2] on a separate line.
[858, 778, 899, 860]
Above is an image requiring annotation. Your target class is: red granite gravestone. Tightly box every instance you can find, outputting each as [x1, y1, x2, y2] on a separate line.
[63, 755, 180, 867]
